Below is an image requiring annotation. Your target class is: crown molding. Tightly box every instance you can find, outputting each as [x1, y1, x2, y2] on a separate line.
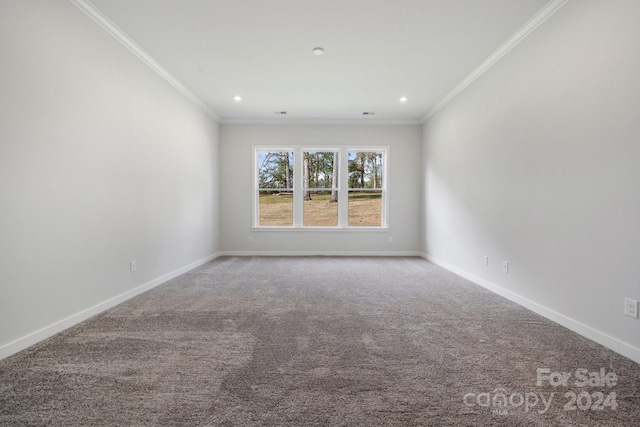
[69, 0, 220, 122]
[421, 0, 569, 123]
[219, 118, 423, 126]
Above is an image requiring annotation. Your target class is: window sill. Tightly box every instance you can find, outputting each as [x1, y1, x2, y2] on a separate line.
[251, 227, 389, 232]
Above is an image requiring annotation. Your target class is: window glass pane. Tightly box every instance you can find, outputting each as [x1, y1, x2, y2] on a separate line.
[302, 151, 339, 226]
[348, 190, 382, 226]
[348, 151, 383, 189]
[258, 151, 293, 190]
[302, 151, 338, 189]
[259, 190, 293, 226]
[303, 191, 338, 226]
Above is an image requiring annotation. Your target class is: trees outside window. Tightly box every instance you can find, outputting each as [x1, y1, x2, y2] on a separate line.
[348, 151, 384, 227]
[257, 151, 293, 226]
[255, 147, 387, 228]
[302, 151, 338, 226]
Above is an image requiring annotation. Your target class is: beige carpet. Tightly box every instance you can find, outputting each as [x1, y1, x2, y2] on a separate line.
[1, 256, 639, 426]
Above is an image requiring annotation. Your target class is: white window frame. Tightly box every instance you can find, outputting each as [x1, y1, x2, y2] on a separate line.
[253, 146, 388, 230]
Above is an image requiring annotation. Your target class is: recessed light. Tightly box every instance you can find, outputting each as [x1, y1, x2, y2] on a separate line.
[233, 95, 242, 101]
[312, 47, 324, 56]
[400, 96, 408, 103]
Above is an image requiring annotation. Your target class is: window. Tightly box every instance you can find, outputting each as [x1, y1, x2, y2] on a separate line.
[257, 150, 293, 226]
[348, 150, 384, 226]
[303, 151, 339, 226]
[254, 147, 387, 228]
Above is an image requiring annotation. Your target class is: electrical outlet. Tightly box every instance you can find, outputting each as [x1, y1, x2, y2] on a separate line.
[483, 255, 489, 266]
[388, 236, 393, 243]
[130, 260, 137, 273]
[502, 261, 509, 273]
[248, 236, 253, 243]
[624, 298, 639, 319]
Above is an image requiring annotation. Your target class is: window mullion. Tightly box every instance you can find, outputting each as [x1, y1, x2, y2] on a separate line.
[338, 148, 349, 227]
[293, 147, 303, 227]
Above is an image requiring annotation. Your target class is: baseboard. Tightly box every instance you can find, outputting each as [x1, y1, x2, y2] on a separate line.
[421, 253, 640, 365]
[220, 250, 423, 257]
[0, 252, 221, 361]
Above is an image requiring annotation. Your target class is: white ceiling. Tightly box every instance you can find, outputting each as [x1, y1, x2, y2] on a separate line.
[83, 0, 556, 123]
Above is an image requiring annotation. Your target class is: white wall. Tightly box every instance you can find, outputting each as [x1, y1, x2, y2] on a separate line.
[422, 0, 640, 362]
[0, 0, 220, 358]
[220, 124, 422, 255]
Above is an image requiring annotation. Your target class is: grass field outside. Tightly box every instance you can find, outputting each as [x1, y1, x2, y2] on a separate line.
[258, 192, 382, 226]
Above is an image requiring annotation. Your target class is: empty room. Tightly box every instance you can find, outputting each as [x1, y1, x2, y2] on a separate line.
[1, 0, 639, 425]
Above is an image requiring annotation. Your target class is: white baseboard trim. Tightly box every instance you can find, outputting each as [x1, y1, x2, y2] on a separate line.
[0, 252, 221, 361]
[421, 253, 640, 365]
[220, 250, 423, 257]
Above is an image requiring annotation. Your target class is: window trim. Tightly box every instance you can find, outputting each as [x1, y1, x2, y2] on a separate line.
[253, 145, 389, 230]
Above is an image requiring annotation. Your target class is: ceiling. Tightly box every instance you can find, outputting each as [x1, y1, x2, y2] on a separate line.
[81, 0, 556, 123]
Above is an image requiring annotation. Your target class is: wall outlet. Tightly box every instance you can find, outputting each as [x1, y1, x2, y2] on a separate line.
[388, 236, 393, 243]
[248, 236, 253, 243]
[130, 260, 137, 273]
[624, 298, 639, 319]
[483, 255, 489, 266]
[502, 261, 509, 273]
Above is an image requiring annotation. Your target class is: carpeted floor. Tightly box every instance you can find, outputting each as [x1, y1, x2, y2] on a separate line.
[1, 256, 639, 426]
